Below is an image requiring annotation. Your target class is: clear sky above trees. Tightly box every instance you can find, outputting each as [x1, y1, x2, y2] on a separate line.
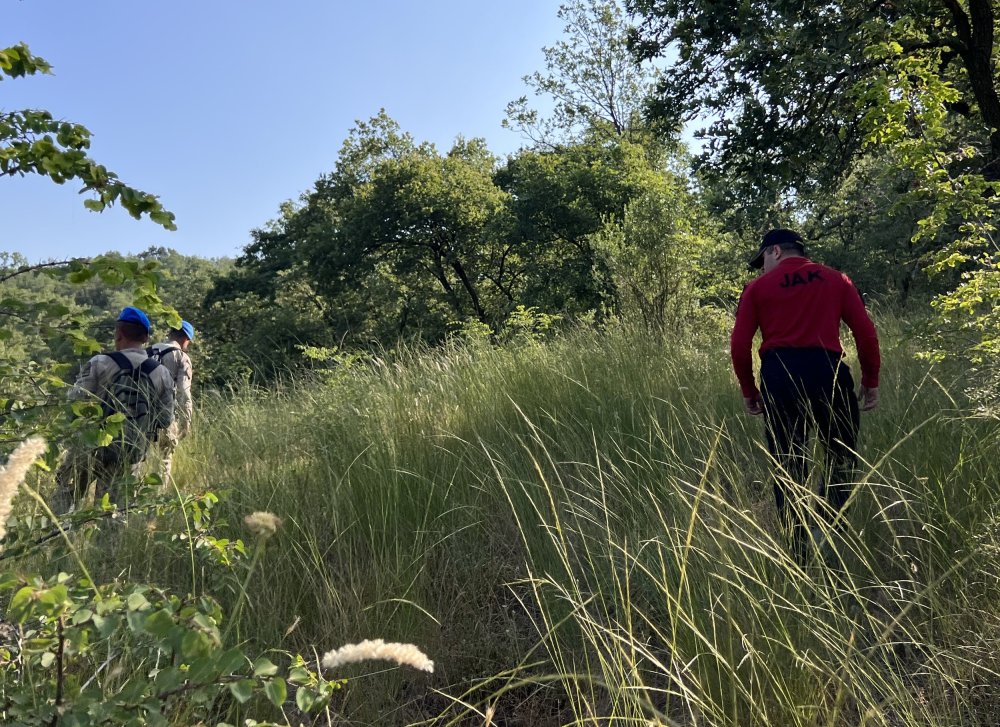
[1, 0, 564, 262]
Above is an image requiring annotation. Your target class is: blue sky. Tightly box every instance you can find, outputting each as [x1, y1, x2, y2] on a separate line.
[1, 1, 565, 262]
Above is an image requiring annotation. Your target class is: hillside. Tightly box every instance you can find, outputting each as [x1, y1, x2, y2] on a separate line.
[80, 318, 1000, 725]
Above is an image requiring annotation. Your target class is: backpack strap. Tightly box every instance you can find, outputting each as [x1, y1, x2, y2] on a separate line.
[101, 351, 137, 417]
[106, 351, 134, 374]
[147, 344, 179, 363]
[106, 351, 161, 376]
[139, 357, 161, 376]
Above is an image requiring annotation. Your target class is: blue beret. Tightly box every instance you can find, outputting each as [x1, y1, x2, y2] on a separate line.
[177, 320, 195, 342]
[117, 306, 151, 334]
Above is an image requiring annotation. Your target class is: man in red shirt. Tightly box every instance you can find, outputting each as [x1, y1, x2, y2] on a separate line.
[730, 229, 881, 561]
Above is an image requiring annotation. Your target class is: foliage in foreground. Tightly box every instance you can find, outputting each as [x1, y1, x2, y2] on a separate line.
[0, 463, 344, 726]
[1, 43, 174, 228]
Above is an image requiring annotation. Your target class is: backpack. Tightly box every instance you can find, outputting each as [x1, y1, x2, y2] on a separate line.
[100, 351, 163, 459]
[146, 344, 184, 379]
[146, 344, 179, 363]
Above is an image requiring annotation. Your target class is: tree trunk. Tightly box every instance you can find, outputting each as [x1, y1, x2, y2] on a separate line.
[945, 0, 1000, 178]
[450, 258, 488, 324]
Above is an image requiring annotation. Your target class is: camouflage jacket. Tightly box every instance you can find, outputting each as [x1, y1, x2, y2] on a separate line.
[148, 342, 194, 434]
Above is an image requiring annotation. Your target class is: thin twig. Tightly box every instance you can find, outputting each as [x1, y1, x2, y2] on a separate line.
[0, 499, 173, 562]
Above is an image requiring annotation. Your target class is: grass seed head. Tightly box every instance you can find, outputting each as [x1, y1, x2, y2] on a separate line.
[322, 638, 434, 673]
[243, 510, 283, 539]
[0, 437, 47, 542]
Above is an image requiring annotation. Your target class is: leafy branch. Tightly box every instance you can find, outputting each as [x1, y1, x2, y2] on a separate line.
[0, 43, 175, 229]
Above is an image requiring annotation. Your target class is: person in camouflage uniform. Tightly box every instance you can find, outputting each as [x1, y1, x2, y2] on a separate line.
[145, 320, 194, 484]
[52, 307, 175, 514]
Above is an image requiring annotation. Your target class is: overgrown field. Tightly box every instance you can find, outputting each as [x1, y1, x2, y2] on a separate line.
[79, 319, 1000, 725]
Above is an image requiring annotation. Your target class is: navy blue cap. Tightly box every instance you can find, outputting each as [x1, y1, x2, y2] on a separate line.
[748, 229, 805, 269]
[117, 306, 151, 334]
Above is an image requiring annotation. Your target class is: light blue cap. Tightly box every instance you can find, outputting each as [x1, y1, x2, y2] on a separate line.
[117, 306, 151, 334]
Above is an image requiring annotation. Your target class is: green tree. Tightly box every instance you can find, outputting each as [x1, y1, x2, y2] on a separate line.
[592, 182, 710, 333]
[497, 134, 675, 316]
[208, 0, 731, 371]
[136, 247, 231, 321]
[800, 151, 954, 306]
[627, 0, 1000, 212]
[328, 130, 515, 329]
[506, 0, 666, 146]
[207, 113, 524, 368]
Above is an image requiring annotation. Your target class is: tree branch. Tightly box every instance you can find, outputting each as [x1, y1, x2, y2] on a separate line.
[0, 260, 72, 285]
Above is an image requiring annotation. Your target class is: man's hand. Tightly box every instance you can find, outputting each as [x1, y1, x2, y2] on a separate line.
[744, 393, 764, 416]
[860, 386, 879, 412]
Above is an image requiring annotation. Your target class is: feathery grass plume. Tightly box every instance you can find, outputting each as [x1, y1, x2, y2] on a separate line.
[243, 511, 282, 539]
[322, 639, 434, 673]
[0, 437, 47, 542]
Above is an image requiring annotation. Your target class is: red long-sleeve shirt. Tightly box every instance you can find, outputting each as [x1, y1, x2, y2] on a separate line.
[730, 257, 881, 398]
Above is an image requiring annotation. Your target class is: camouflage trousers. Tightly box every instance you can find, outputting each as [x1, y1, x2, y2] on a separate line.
[51, 443, 146, 515]
[147, 422, 182, 488]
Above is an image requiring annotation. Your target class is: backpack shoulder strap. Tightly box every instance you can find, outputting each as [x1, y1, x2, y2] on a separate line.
[105, 351, 134, 373]
[139, 357, 161, 376]
[147, 344, 179, 362]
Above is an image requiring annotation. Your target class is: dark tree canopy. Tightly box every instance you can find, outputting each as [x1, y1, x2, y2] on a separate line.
[627, 0, 1000, 219]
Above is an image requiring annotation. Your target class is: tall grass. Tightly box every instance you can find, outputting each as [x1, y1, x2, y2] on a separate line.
[94, 317, 1000, 725]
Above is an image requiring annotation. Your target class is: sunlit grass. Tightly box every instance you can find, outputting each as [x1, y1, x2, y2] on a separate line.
[101, 317, 1000, 725]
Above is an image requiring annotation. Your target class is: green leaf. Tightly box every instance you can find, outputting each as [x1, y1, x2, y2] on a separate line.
[126, 591, 151, 611]
[264, 677, 287, 707]
[181, 630, 210, 660]
[191, 611, 216, 632]
[93, 613, 122, 638]
[153, 665, 183, 691]
[36, 584, 68, 609]
[228, 679, 254, 704]
[216, 647, 247, 675]
[8, 586, 35, 620]
[126, 609, 146, 634]
[296, 686, 316, 712]
[187, 655, 221, 684]
[252, 656, 279, 677]
[143, 609, 175, 637]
